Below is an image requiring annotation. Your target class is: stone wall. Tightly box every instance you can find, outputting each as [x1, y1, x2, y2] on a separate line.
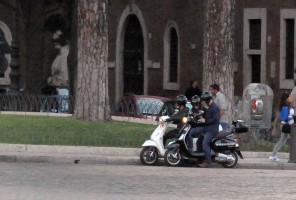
[2, 0, 296, 106]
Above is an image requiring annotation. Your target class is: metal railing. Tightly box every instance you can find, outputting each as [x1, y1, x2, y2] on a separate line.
[112, 99, 172, 120]
[0, 94, 171, 120]
[0, 94, 73, 114]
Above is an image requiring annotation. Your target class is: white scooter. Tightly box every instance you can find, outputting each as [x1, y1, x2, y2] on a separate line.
[140, 115, 173, 165]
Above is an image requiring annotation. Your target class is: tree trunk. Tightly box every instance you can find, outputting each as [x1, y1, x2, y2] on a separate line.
[203, 0, 235, 121]
[74, 0, 110, 121]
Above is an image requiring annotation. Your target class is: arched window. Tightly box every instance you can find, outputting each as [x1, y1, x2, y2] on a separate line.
[163, 22, 180, 90]
[115, 4, 148, 102]
[123, 15, 144, 95]
[169, 28, 178, 83]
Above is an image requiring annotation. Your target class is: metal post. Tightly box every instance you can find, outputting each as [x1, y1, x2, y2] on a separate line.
[288, 124, 296, 163]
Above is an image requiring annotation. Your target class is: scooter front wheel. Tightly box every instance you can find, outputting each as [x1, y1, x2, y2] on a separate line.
[164, 147, 182, 167]
[140, 146, 159, 165]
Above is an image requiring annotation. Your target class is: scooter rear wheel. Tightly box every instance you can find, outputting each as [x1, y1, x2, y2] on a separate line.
[140, 146, 159, 165]
[164, 147, 182, 167]
[221, 151, 238, 168]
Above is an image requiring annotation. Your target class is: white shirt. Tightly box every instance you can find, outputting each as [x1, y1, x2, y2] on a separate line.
[213, 91, 229, 123]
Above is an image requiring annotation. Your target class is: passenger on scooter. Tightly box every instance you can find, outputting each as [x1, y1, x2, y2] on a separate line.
[163, 94, 189, 147]
[191, 95, 204, 118]
[189, 92, 220, 168]
[187, 95, 205, 151]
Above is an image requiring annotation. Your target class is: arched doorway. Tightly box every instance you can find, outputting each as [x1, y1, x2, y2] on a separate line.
[123, 15, 144, 95]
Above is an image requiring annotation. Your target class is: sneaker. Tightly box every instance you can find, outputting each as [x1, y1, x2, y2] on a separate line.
[269, 155, 280, 162]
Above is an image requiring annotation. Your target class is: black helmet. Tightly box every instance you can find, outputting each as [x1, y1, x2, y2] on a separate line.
[176, 94, 187, 106]
[201, 92, 212, 103]
[191, 95, 201, 106]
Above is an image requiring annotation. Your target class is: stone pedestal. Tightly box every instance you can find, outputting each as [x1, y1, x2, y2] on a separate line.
[288, 124, 296, 163]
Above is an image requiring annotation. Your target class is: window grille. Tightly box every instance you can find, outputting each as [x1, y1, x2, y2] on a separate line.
[285, 19, 294, 79]
[249, 19, 261, 50]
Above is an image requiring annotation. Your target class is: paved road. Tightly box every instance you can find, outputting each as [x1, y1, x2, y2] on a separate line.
[0, 162, 295, 200]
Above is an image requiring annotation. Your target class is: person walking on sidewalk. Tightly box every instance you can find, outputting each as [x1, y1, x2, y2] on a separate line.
[269, 92, 295, 162]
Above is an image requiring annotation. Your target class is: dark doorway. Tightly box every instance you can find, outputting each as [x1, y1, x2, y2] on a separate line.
[123, 15, 144, 95]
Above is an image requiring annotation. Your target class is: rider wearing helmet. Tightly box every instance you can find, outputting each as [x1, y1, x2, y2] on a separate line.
[176, 94, 187, 107]
[191, 95, 202, 119]
[191, 95, 201, 107]
[201, 91, 212, 105]
[163, 94, 189, 147]
[187, 95, 203, 152]
[188, 91, 220, 168]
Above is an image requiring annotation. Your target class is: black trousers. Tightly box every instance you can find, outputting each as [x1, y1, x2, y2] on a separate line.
[163, 128, 180, 147]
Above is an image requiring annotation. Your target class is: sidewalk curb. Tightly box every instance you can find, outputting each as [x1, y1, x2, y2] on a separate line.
[0, 153, 295, 170]
[0, 144, 295, 170]
[0, 144, 289, 158]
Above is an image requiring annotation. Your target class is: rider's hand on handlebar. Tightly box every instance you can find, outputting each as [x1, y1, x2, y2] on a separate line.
[198, 116, 205, 123]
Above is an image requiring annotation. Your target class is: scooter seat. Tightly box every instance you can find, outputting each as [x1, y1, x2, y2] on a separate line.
[216, 131, 233, 139]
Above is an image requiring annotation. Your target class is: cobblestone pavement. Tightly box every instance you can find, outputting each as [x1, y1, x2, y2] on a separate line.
[0, 162, 295, 200]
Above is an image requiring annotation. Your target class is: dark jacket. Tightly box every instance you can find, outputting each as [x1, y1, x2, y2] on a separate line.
[167, 106, 189, 128]
[203, 102, 220, 134]
[185, 86, 202, 100]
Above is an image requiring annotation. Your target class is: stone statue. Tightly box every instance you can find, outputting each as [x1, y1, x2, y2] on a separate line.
[0, 29, 11, 54]
[47, 30, 69, 86]
[0, 29, 12, 77]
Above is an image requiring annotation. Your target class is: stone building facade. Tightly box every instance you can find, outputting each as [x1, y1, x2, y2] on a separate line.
[0, 0, 296, 107]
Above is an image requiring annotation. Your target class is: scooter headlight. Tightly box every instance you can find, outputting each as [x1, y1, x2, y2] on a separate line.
[182, 117, 188, 123]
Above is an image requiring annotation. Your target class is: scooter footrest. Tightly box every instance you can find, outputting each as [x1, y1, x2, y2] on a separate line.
[192, 152, 205, 157]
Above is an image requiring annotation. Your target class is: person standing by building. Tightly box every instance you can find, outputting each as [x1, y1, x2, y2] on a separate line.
[209, 84, 229, 131]
[269, 92, 294, 161]
[185, 80, 202, 100]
